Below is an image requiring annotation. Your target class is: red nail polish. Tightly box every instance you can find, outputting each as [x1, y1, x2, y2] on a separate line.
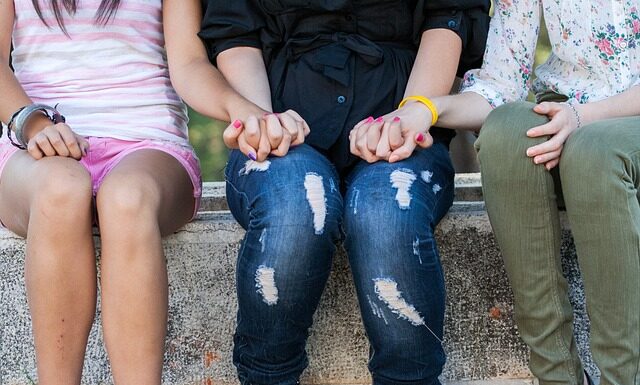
[375, 117, 384, 123]
[365, 116, 374, 123]
[233, 120, 242, 129]
[393, 117, 401, 122]
[416, 133, 425, 142]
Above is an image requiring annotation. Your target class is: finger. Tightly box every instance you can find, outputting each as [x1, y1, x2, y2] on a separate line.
[350, 126, 361, 157]
[414, 131, 434, 149]
[533, 102, 554, 115]
[356, 129, 377, 162]
[222, 119, 244, 149]
[526, 132, 568, 157]
[353, 116, 374, 132]
[56, 124, 82, 159]
[76, 135, 90, 157]
[276, 112, 299, 143]
[244, 115, 261, 150]
[270, 130, 292, 157]
[284, 109, 310, 136]
[545, 157, 560, 170]
[526, 120, 562, 137]
[265, 113, 284, 150]
[237, 132, 258, 161]
[292, 120, 306, 146]
[43, 127, 70, 157]
[388, 139, 417, 163]
[256, 120, 271, 162]
[366, 119, 382, 153]
[532, 146, 563, 165]
[356, 118, 382, 163]
[35, 132, 57, 157]
[27, 138, 44, 160]
[388, 117, 404, 150]
[376, 121, 391, 159]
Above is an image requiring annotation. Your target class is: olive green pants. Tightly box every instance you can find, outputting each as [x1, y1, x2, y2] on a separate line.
[475, 101, 640, 385]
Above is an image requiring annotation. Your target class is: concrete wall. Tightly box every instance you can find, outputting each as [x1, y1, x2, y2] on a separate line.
[0, 176, 596, 385]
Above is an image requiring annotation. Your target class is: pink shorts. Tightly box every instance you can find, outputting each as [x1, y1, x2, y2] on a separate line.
[0, 136, 202, 220]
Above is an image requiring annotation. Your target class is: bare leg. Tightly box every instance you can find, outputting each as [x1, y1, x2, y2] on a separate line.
[0, 153, 96, 385]
[96, 150, 194, 384]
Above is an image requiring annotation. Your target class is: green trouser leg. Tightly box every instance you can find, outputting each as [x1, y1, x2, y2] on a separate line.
[476, 101, 583, 385]
[476, 101, 640, 385]
[560, 117, 640, 385]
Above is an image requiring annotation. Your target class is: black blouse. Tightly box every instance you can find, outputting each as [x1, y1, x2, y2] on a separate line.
[200, 0, 490, 171]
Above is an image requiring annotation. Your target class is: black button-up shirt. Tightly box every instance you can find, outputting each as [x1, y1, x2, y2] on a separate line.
[200, 0, 490, 171]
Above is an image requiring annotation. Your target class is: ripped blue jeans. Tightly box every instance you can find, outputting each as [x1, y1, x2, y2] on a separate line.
[225, 143, 455, 385]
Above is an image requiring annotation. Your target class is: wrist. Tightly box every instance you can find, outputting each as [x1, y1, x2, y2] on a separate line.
[225, 93, 269, 122]
[22, 113, 52, 141]
[401, 100, 434, 127]
[399, 96, 438, 126]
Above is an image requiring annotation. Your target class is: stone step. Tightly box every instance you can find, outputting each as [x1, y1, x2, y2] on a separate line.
[0, 174, 595, 385]
[199, 173, 484, 212]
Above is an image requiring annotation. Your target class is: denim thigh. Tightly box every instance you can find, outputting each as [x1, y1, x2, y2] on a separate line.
[225, 145, 343, 385]
[343, 142, 455, 385]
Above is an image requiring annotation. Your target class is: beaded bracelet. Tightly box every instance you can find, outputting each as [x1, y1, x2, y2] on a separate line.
[398, 96, 439, 126]
[565, 102, 582, 129]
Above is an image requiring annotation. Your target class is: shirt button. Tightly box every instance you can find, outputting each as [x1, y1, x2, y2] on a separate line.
[447, 20, 457, 28]
[337, 95, 346, 104]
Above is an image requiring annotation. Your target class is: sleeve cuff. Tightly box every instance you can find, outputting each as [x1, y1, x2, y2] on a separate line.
[460, 71, 508, 109]
[198, 34, 262, 65]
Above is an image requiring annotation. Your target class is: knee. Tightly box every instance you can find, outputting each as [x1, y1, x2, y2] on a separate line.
[30, 158, 92, 220]
[98, 173, 162, 221]
[477, 101, 548, 164]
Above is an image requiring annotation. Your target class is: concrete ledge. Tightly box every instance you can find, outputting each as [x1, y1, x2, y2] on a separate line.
[0, 174, 595, 385]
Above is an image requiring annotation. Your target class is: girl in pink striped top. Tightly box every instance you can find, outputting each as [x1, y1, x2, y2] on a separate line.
[0, 0, 263, 382]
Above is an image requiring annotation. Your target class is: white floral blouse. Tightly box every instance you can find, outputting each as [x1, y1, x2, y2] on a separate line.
[461, 0, 640, 107]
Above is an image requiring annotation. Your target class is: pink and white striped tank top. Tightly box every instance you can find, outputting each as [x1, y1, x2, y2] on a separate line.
[11, 0, 189, 143]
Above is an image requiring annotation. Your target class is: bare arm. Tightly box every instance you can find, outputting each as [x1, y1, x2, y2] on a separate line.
[216, 46, 273, 112]
[165, 0, 308, 161]
[577, 85, 640, 124]
[431, 92, 493, 131]
[0, 0, 51, 137]
[0, 0, 87, 159]
[164, 0, 266, 122]
[351, 28, 467, 162]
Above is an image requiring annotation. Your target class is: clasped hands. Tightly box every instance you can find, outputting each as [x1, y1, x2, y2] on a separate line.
[223, 109, 310, 162]
[225, 101, 433, 163]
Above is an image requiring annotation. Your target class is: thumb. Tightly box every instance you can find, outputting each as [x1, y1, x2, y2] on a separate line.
[413, 131, 433, 149]
[76, 135, 90, 156]
[533, 102, 552, 115]
[223, 119, 244, 149]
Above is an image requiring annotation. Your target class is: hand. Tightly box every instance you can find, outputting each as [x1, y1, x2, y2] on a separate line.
[349, 101, 433, 163]
[526, 102, 581, 170]
[26, 122, 89, 160]
[223, 109, 310, 162]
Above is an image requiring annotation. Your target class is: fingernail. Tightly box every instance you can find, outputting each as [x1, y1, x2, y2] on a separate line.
[248, 152, 257, 161]
[416, 133, 425, 142]
[365, 116, 374, 123]
[393, 117, 401, 122]
[233, 120, 242, 129]
[375, 117, 384, 123]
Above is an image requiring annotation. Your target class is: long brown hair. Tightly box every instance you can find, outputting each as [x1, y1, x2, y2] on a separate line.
[31, 0, 121, 33]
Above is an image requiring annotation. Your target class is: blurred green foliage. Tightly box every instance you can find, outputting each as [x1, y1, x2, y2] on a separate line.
[188, 19, 553, 182]
[187, 112, 228, 181]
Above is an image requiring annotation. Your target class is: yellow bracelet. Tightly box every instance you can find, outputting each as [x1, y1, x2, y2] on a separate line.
[398, 96, 439, 126]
